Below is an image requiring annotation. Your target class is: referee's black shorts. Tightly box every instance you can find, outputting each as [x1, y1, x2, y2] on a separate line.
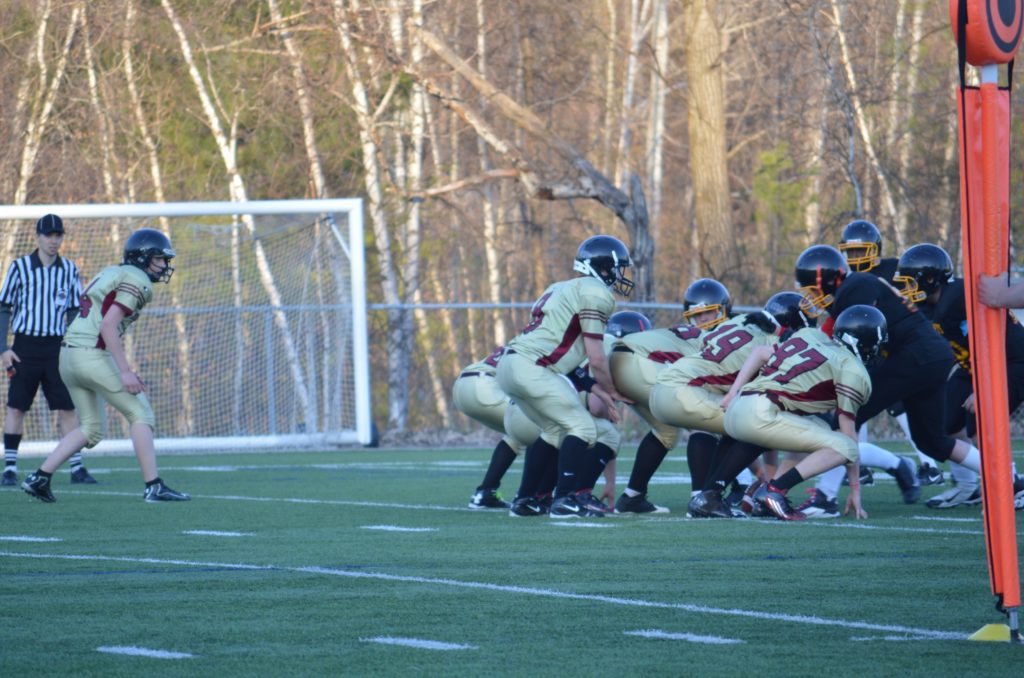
[5, 334, 74, 412]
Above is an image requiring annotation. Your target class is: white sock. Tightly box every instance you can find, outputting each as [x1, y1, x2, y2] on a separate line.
[816, 465, 845, 500]
[858, 425, 869, 443]
[950, 460, 978, 488]
[959, 445, 982, 473]
[858, 442, 900, 470]
[736, 468, 754, 485]
[625, 488, 641, 497]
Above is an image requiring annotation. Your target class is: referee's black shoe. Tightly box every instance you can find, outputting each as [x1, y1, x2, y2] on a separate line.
[70, 466, 98, 484]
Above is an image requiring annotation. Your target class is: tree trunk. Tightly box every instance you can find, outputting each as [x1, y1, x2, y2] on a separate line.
[684, 0, 733, 279]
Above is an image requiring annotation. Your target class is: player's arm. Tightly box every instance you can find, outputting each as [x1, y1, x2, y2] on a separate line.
[838, 412, 868, 519]
[720, 345, 774, 410]
[584, 335, 632, 405]
[99, 305, 146, 395]
[979, 274, 1024, 308]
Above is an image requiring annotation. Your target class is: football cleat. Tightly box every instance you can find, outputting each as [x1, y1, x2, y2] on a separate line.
[740, 480, 766, 515]
[143, 481, 191, 502]
[468, 488, 510, 510]
[762, 484, 806, 521]
[724, 482, 748, 508]
[574, 491, 610, 514]
[70, 466, 98, 484]
[917, 463, 944, 486]
[925, 485, 981, 509]
[686, 489, 732, 518]
[22, 473, 55, 503]
[795, 488, 839, 518]
[549, 494, 584, 519]
[614, 492, 670, 515]
[1014, 475, 1024, 511]
[1, 468, 17, 487]
[841, 466, 874, 487]
[509, 496, 547, 517]
[887, 457, 920, 504]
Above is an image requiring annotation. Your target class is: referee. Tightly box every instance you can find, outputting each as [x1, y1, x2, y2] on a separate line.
[0, 214, 95, 486]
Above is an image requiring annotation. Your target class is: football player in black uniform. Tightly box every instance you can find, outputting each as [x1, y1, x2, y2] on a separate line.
[896, 244, 1024, 509]
[838, 219, 941, 486]
[794, 245, 984, 484]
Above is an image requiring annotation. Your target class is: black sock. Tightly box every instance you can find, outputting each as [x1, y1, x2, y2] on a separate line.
[479, 440, 517, 490]
[145, 477, 161, 488]
[36, 469, 52, 480]
[4, 433, 21, 468]
[771, 468, 805, 492]
[580, 443, 616, 490]
[707, 440, 765, 489]
[686, 432, 718, 491]
[555, 435, 589, 497]
[536, 447, 559, 498]
[627, 431, 669, 494]
[516, 439, 556, 499]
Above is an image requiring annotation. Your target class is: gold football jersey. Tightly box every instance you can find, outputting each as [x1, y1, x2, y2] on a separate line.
[617, 324, 705, 364]
[64, 265, 153, 349]
[506, 276, 615, 374]
[742, 327, 871, 418]
[656, 314, 779, 394]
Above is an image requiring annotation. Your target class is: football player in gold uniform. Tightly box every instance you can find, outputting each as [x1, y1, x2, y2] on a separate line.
[717, 305, 885, 520]
[497, 235, 632, 518]
[23, 229, 189, 503]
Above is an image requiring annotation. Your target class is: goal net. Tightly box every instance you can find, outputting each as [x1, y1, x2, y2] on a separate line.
[0, 199, 371, 453]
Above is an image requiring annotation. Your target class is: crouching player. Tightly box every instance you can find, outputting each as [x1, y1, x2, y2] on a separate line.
[721, 305, 886, 520]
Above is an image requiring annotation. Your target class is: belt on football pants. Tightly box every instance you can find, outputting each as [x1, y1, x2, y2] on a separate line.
[459, 371, 494, 379]
[612, 345, 634, 353]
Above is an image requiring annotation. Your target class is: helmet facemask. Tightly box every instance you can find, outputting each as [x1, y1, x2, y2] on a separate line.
[574, 251, 634, 297]
[682, 303, 728, 330]
[838, 241, 880, 272]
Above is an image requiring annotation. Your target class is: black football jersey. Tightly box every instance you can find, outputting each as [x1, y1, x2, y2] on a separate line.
[870, 257, 899, 283]
[830, 272, 951, 364]
[925, 278, 1024, 372]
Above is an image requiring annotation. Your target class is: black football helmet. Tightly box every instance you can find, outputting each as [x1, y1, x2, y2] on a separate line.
[764, 291, 816, 331]
[682, 278, 732, 330]
[838, 220, 882, 272]
[833, 304, 888, 367]
[606, 310, 653, 338]
[894, 243, 954, 303]
[794, 245, 849, 317]
[574, 235, 634, 297]
[123, 228, 176, 283]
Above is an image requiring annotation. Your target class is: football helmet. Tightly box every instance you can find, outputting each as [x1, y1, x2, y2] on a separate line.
[794, 245, 849, 317]
[573, 235, 634, 297]
[833, 304, 888, 367]
[606, 310, 653, 338]
[838, 220, 882, 272]
[682, 278, 732, 330]
[894, 243, 954, 303]
[123, 228, 176, 283]
[764, 291, 816, 331]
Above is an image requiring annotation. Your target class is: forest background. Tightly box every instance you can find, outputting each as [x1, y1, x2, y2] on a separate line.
[2, 0, 1022, 439]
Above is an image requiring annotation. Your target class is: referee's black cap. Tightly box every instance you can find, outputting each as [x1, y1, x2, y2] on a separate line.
[36, 214, 65, 235]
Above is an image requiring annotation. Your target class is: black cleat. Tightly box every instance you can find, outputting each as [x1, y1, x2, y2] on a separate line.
[1, 468, 17, 487]
[687, 489, 732, 518]
[22, 473, 55, 503]
[70, 466, 98, 484]
[1015, 475, 1024, 511]
[573, 491, 609, 516]
[143, 481, 191, 502]
[794, 488, 839, 518]
[887, 457, 920, 504]
[508, 496, 547, 517]
[762, 484, 805, 521]
[917, 463, 944, 486]
[468, 488, 510, 510]
[614, 492, 669, 515]
[724, 482, 748, 508]
[842, 466, 874, 487]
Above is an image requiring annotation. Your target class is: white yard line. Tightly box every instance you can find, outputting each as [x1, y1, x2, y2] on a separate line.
[0, 535, 62, 542]
[360, 636, 476, 650]
[96, 646, 193, 659]
[360, 525, 438, 532]
[182, 530, 254, 537]
[624, 629, 744, 644]
[0, 550, 966, 641]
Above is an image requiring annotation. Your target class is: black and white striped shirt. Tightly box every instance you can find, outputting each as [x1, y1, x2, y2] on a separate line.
[0, 250, 81, 337]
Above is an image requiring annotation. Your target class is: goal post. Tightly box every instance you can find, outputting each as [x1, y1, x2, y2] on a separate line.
[0, 199, 372, 452]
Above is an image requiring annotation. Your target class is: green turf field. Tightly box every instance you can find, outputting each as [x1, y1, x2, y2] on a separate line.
[1, 445, 1022, 676]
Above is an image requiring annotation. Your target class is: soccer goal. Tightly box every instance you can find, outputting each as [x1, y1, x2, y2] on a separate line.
[0, 199, 372, 452]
